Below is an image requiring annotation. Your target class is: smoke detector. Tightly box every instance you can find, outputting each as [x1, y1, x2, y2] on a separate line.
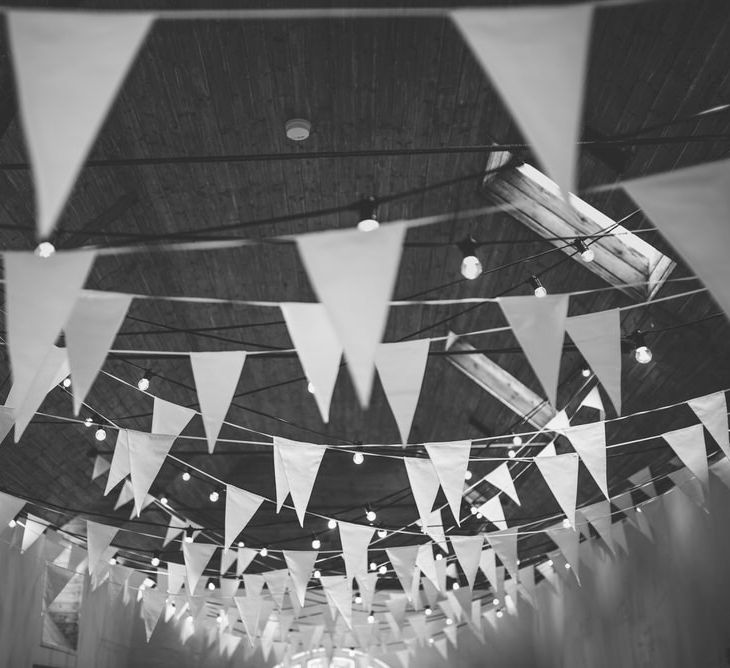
[285, 118, 311, 141]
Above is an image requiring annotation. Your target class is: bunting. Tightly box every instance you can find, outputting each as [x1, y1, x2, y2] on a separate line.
[237, 547, 257, 576]
[663, 424, 709, 487]
[91, 455, 110, 481]
[141, 589, 167, 642]
[688, 392, 729, 459]
[580, 500, 615, 555]
[424, 441, 471, 525]
[450, 535, 483, 589]
[563, 421, 608, 499]
[403, 457, 440, 529]
[151, 396, 196, 438]
[86, 520, 118, 576]
[386, 545, 420, 598]
[105, 429, 131, 495]
[224, 485, 264, 551]
[339, 521, 375, 587]
[283, 550, 318, 607]
[485, 528, 519, 581]
[127, 430, 176, 517]
[535, 453, 579, 527]
[483, 463, 520, 505]
[546, 524, 581, 583]
[273, 436, 327, 526]
[182, 542, 217, 594]
[477, 495, 506, 531]
[319, 575, 353, 629]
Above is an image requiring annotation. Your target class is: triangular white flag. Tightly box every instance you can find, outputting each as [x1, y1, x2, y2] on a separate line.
[281, 303, 342, 423]
[452, 4, 593, 194]
[485, 528, 519, 581]
[423, 509, 448, 553]
[283, 550, 318, 607]
[375, 339, 430, 443]
[152, 397, 196, 438]
[65, 291, 132, 414]
[450, 535, 483, 589]
[182, 542, 217, 594]
[424, 441, 471, 525]
[319, 575, 353, 629]
[21, 514, 48, 553]
[415, 543, 440, 591]
[220, 548, 237, 576]
[262, 569, 289, 609]
[295, 223, 406, 407]
[478, 495, 506, 531]
[190, 350, 246, 453]
[237, 547, 257, 576]
[86, 520, 118, 576]
[404, 457, 440, 529]
[141, 589, 167, 642]
[663, 424, 709, 487]
[546, 524, 580, 584]
[580, 500, 615, 555]
[386, 545, 420, 598]
[688, 392, 729, 459]
[8, 10, 153, 239]
[563, 421, 608, 499]
[535, 453, 579, 527]
[224, 485, 264, 551]
[623, 159, 730, 320]
[127, 430, 176, 517]
[104, 429, 130, 495]
[339, 522, 374, 587]
[166, 563, 186, 596]
[483, 463, 520, 506]
[0, 407, 13, 445]
[498, 295, 569, 407]
[163, 515, 187, 548]
[580, 385, 605, 416]
[478, 548, 498, 591]
[235, 595, 264, 647]
[273, 436, 327, 527]
[91, 455, 110, 481]
[629, 467, 657, 499]
[566, 309, 622, 415]
[0, 492, 25, 538]
[114, 479, 134, 510]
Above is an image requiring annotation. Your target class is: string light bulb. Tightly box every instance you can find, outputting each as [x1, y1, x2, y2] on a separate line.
[581, 367, 591, 378]
[209, 490, 220, 503]
[424, 606, 432, 616]
[181, 470, 191, 482]
[573, 238, 595, 263]
[452, 582, 460, 591]
[377, 528, 387, 539]
[151, 554, 160, 567]
[357, 196, 379, 232]
[94, 427, 107, 441]
[508, 449, 516, 459]
[445, 617, 453, 625]
[470, 505, 477, 515]
[529, 275, 547, 298]
[367, 613, 375, 624]
[109, 556, 117, 565]
[366, 509, 377, 523]
[62, 376, 71, 388]
[137, 371, 152, 392]
[353, 451, 364, 465]
[238, 541, 245, 548]
[512, 434, 523, 446]
[84, 417, 93, 428]
[370, 561, 377, 571]
[207, 580, 216, 591]
[328, 519, 337, 530]
[34, 241, 55, 258]
[307, 381, 315, 394]
[457, 236, 482, 280]
[492, 597, 499, 606]
[378, 565, 387, 575]
[435, 552, 443, 561]
[354, 593, 362, 605]
[631, 331, 652, 364]
[184, 526, 195, 543]
[260, 547, 268, 557]
[311, 537, 321, 550]
[314, 569, 321, 578]
[159, 495, 169, 506]
[464, 469, 473, 481]
[496, 610, 503, 619]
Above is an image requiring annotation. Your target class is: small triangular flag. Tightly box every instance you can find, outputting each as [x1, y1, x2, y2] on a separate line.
[478, 548, 498, 591]
[127, 430, 176, 517]
[224, 485, 264, 551]
[450, 535, 483, 589]
[339, 521, 374, 587]
[163, 515, 187, 548]
[663, 424, 709, 487]
[152, 396, 196, 438]
[415, 543, 440, 591]
[688, 392, 729, 459]
[319, 575, 353, 629]
[580, 500, 615, 555]
[283, 550, 318, 607]
[235, 595, 263, 647]
[404, 457, 440, 529]
[535, 453, 579, 527]
[86, 520, 118, 575]
[262, 569, 289, 609]
[386, 545, 420, 598]
[580, 386, 605, 416]
[45, 564, 75, 606]
[105, 429, 130, 495]
[91, 455, 110, 481]
[423, 509, 448, 553]
[485, 528, 519, 581]
[483, 463, 520, 505]
[546, 524, 581, 584]
[182, 542, 217, 594]
[563, 421, 608, 499]
[141, 588, 167, 642]
[166, 562, 186, 596]
[478, 495, 506, 531]
[219, 548, 237, 576]
[424, 441, 471, 525]
[21, 515, 48, 553]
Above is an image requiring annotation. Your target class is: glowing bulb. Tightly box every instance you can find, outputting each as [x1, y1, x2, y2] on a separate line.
[496, 610, 503, 619]
[259, 547, 268, 557]
[62, 376, 71, 388]
[546, 559, 553, 567]
[512, 434, 523, 446]
[377, 528, 387, 539]
[209, 490, 219, 503]
[84, 417, 93, 428]
[445, 617, 453, 625]
[366, 509, 376, 522]
[378, 565, 387, 575]
[464, 469, 473, 481]
[367, 613, 375, 624]
[109, 556, 117, 565]
[353, 451, 364, 465]
[35, 241, 55, 258]
[581, 367, 591, 378]
[508, 449, 516, 459]
[529, 275, 547, 298]
[237, 541, 245, 548]
[636, 506, 643, 514]
[357, 197, 379, 232]
[428, 638, 434, 645]
[181, 471, 191, 482]
[143, 577, 155, 589]
[137, 373, 151, 391]
[634, 345, 652, 364]
[452, 582, 460, 591]
[311, 538, 321, 550]
[354, 594, 362, 604]
[492, 597, 499, 606]
[184, 527, 194, 543]
[435, 553, 443, 561]
[564, 563, 571, 570]
[370, 561, 377, 571]
[307, 381, 315, 394]
[207, 581, 216, 591]
[475, 511, 483, 519]
[460, 255, 482, 280]
[581, 247, 595, 262]
[358, 218, 379, 232]
[216, 614, 223, 623]
[94, 427, 107, 441]
[424, 606, 432, 616]
[562, 518, 571, 528]
[314, 569, 321, 578]
[159, 496, 169, 506]
[327, 519, 337, 530]
[470, 505, 477, 515]
[151, 555, 160, 567]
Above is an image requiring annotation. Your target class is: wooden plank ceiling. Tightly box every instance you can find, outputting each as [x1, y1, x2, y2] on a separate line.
[0, 1, 728, 585]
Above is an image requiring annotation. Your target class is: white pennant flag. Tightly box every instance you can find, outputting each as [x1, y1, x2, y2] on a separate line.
[4, 250, 94, 421]
[237, 547, 257, 576]
[141, 589, 167, 642]
[319, 575, 353, 629]
[566, 309, 622, 415]
[86, 520, 118, 576]
[535, 453, 579, 527]
[273, 436, 327, 527]
[127, 430, 176, 517]
[563, 421, 608, 499]
[182, 542, 217, 594]
[485, 528, 519, 582]
[65, 291, 132, 415]
[386, 545, 420, 598]
[580, 500, 615, 555]
[114, 479, 134, 510]
[224, 485, 264, 551]
[498, 295, 569, 407]
[166, 562, 186, 596]
[152, 397, 196, 438]
[404, 457, 440, 529]
[281, 303, 342, 423]
[483, 463, 520, 505]
[105, 428, 130, 495]
[163, 515, 187, 548]
[688, 392, 729, 459]
[295, 222, 406, 407]
[263, 569, 289, 609]
[415, 543, 440, 591]
[580, 385, 605, 417]
[21, 514, 48, 553]
[283, 550, 318, 607]
[629, 467, 657, 499]
[546, 524, 581, 584]
[220, 548, 237, 575]
[339, 521, 374, 587]
[190, 350, 246, 453]
[450, 535, 483, 590]
[235, 594, 264, 647]
[91, 455, 110, 481]
[478, 495, 506, 531]
[375, 339, 430, 443]
[8, 10, 153, 239]
[478, 548, 498, 590]
[663, 424, 709, 487]
[0, 492, 24, 538]
[423, 509, 448, 553]
[623, 159, 730, 320]
[424, 441, 471, 525]
[452, 4, 594, 195]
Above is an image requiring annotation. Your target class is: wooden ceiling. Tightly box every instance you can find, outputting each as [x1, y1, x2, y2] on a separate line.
[0, 1, 728, 586]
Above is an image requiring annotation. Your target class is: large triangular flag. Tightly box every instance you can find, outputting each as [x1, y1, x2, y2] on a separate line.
[8, 10, 153, 239]
[386, 545, 420, 598]
[688, 392, 729, 459]
[498, 295, 569, 407]
[483, 463, 520, 506]
[127, 430, 176, 517]
[565, 309, 622, 415]
[375, 339, 430, 443]
[485, 528, 519, 581]
[65, 291, 132, 415]
[152, 397, 196, 438]
[4, 249, 94, 412]
[478, 495, 506, 531]
[141, 588, 167, 642]
[86, 520, 118, 576]
[281, 303, 342, 423]
[339, 521, 374, 587]
[546, 524, 580, 584]
[262, 569, 289, 609]
[623, 159, 730, 320]
[273, 436, 327, 527]
[283, 550, 318, 607]
[319, 575, 353, 629]
[663, 424, 709, 487]
[190, 351, 246, 453]
[424, 441, 471, 525]
[450, 535, 483, 589]
[182, 542, 217, 594]
[452, 4, 593, 195]
[45, 564, 75, 606]
[91, 455, 110, 481]
[0, 492, 25, 538]
[535, 453, 579, 527]
[563, 421, 608, 499]
[224, 485, 264, 551]
[105, 429, 130, 495]
[295, 222, 406, 407]
[404, 457, 440, 529]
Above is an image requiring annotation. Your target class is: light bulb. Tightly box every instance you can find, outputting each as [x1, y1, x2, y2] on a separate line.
[159, 496, 169, 506]
[529, 275, 547, 298]
[636, 506, 643, 514]
[357, 197, 379, 232]
[207, 581, 216, 591]
[546, 559, 553, 567]
[307, 381, 315, 394]
[358, 218, 379, 232]
[460, 255, 482, 280]
[581, 247, 595, 262]
[216, 614, 223, 623]
[94, 427, 107, 441]
[314, 569, 321, 579]
[327, 519, 337, 530]
[378, 565, 387, 575]
[445, 617, 453, 625]
[260, 547, 268, 557]
[564, 563, 571, 570]
[492, 597, 499, 606]
[143, 578, 155, 589]
[475, 511, 483, 519]
[435, 553, 443, 561]
[367, 613, 375, 624]
[508, 449, 516, 459]
[354, 593, 362, 604]
[496, 610, 503, 619]
[62, 376, 71, 388]
[370, 561, 377, 571]
[151, 555, 160, 567]
[182, 470, 191, 482]
[237, 541, 245, 548]
[562, 518, 571, 528]
[366, 509, 376, 522]
[512, 434, 523, 446]
[464, 469, 473, 481]
[184, 527, 194, 543]
[209, 490, 219, 503]
[34, 241, 55, 258]
[470, 506, 477, 515]
[634, 345, 652, 364]
[109, 556, 117, 565]
[84, 417, 93, 428]
[581, 367, 591, 378]
[377, 528, 387, 539]
[452, 582, 460, 591]
[428, 638, 434, 646]
[312, 538, 321, 550]
[424, 606, 432, 616]
[353, 451, 364, 465]
[8, 517, 17, 527]
[137, 373, 151, 391]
